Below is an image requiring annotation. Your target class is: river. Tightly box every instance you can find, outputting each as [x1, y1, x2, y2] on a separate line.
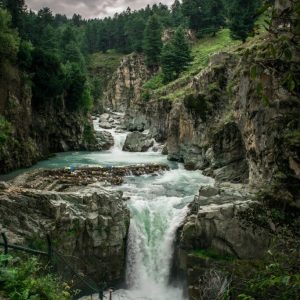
[2, 115, 214, 300]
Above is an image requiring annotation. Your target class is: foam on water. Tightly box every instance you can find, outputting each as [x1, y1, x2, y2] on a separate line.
[3, 115, 215, 299]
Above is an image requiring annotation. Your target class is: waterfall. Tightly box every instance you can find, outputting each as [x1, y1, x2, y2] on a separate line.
[83, 115, 215, 300]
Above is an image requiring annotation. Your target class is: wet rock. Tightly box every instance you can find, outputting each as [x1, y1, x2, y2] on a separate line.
[122, 132, 154, 152]
[99, 121, 113, 129]
[175, 184, 271, 300]
[0, 182, 9, 190]
[11, 164, 170, 191]
[95, 131, 114, 150]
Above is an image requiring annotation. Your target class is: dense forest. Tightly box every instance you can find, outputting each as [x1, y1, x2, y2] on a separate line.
[0, 0, 268, 113]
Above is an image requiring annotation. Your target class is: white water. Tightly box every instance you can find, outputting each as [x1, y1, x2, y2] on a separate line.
[93, 116, 214, 300]
[3, 115, 214, 299]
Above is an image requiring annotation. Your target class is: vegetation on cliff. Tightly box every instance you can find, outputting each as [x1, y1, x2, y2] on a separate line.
[0, 255, 72, 300]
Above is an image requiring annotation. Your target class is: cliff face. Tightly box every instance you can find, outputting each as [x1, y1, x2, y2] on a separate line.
[105, 53, 151, 111]
[110, 49, 299, 194]
[0, 67, 99, 174]
[106, 37, 299, 206]
[0, 168, 131, 286]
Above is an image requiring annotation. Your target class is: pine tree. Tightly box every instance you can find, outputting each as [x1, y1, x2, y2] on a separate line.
[161, 43, 177, 82]
[228, 0, 260, 42]
[3, 0, 25, 31]
[143, 14, 162, 70]
[203, 0, 225, 36]
[161, 27, 192, 82]
[171, 0, 185, 27]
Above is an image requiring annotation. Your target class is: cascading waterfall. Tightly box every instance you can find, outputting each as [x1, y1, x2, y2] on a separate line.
[114, 167, 213, 300]
[13, 114, 214, 300]
[93, 114, 215, 299]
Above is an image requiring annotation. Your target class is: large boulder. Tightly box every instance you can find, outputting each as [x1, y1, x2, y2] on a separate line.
[95, 130, 114, 150]
[174, 184, 271, 299]
[122, 132, 154, 152]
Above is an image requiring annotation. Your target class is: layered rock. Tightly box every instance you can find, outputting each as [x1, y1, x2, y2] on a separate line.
[174, 184, 271, 299]
[0, 183, 129, 286]
[105, 53, 151, 111]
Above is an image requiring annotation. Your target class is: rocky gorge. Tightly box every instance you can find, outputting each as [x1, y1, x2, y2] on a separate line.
[0, 0, 299, 299]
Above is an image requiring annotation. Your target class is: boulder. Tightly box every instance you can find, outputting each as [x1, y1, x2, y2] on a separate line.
[180, 184, 270, 259]
[122, 132, 154, 152]
[95, 131, 114, 150]
[99, 121, 113, 129]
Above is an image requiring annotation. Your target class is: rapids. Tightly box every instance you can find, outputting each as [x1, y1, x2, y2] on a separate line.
[1, 114, 214, 299]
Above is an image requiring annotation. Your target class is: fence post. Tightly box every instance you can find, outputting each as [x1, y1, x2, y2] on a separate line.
[1, 232, 8, 266]
[46, 234, 52, 261]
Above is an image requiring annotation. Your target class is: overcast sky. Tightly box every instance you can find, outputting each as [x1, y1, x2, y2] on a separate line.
[26, 0, 174, 19]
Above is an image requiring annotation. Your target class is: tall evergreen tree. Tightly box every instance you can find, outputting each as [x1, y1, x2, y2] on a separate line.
[143, 14, 162, 70]
[228, 0, 260, 42]
[3, 0, 25, 31]
[161, 26, 192, 82]
[171, 0, 185, 27]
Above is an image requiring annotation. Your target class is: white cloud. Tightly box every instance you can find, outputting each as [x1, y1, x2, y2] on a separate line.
[26, 0, 174, 19]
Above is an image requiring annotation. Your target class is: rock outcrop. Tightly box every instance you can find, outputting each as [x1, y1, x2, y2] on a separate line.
[173, 184, 271, 299]
[122, 132, 154, 152]
[0, 184, 129, 286]
[105, 53, 151, 111]
[95, 131, 114, 150]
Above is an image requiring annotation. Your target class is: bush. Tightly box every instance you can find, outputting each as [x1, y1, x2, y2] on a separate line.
[183, 93, 208, 121]
[0, 255, 72, 300]
[0, 115, 12, 146]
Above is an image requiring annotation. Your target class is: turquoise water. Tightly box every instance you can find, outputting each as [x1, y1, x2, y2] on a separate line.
[2, 119, 214, 300]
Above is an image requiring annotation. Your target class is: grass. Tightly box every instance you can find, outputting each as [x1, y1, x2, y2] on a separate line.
[142, 29, 240, 101]
[88, 49, 123, 70]
[193, 248, 236, 261]
[187, 29, 239, 76]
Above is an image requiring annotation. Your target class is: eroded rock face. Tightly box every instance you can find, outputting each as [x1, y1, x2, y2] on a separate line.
[122, 132, 154, 152]
[174, 184, 271, 299]
[179, 185, 270, 259]
[0, 183, 130, 286]
[105, 53, 151, 111]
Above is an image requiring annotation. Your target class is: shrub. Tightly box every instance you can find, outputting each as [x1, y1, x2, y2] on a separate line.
[0, 255, 72, 300]
[0, 115, 12, 146]
[183, 93, 208, 121]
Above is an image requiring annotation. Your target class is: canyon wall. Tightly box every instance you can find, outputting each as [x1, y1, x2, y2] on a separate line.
[0, 66, 100, 174]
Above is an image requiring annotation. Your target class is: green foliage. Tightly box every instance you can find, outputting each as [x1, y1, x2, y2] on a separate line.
[0, 115, 11, 146]
[227, 0, 261, 42]
[231, 241, 300, 300]
[193, 248, 235, 261]
[182, 0, 225, 36]
[161, 26, 192, 82]
[65, 63, 93, 112]
[184, 93, 208, 121]
[143, 73, 164, 90]
[18, 40, 33, 70]
[0, 8, 19, 66]
[0, 255, 72, 300]
[143, 14, 163, 70]
[31, 48, 65, 105]
[3, 0, 25, 30]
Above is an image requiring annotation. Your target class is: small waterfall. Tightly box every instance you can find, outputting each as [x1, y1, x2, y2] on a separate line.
[111, 130, 127, 152]
[93, 115, 127, 152]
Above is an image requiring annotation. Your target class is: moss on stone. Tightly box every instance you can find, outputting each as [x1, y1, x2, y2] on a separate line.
[192, 248, 235, 261]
